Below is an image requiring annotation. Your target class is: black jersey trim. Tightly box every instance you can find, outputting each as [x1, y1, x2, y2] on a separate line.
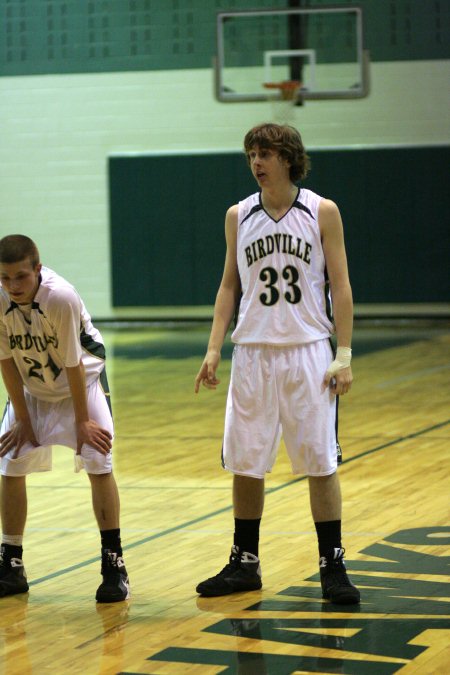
[80, 327, 106, 360]
[324, 267, 333, 324]
[5, 302, 18, 315]
[293, 200, 315, 219]
[233, 292, 242, 329]
[240, 203, 263, 227]
[328, 338, 343, 465]
[5, 301, 36, 324]
[31, 301, 45, 316]
[240, 189, 314, 225]
[99, 368, 112, 416]
[1, 400, 8, 427]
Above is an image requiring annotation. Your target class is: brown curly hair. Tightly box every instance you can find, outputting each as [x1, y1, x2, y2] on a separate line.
[243, 123, 310, 182]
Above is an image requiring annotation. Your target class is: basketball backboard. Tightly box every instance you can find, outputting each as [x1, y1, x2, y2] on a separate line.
[214, 6, 370, 103]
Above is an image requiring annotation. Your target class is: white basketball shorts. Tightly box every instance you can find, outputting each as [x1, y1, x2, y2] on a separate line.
[0, 376, 113, 476]
[222, 340, 339, 478]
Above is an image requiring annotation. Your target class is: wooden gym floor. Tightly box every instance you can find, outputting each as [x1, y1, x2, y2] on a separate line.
[0, 321, 449, 675]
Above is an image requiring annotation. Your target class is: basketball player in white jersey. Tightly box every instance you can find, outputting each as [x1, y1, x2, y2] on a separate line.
[195, 123, 360, 604]
[0, 235, 129, 602]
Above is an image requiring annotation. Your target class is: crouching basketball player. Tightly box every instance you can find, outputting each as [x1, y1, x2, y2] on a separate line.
[0, 235, 129, 603]
[194, 123, 360, 605]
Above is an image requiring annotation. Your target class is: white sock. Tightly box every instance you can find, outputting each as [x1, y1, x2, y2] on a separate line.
[2, 534, 24, 547]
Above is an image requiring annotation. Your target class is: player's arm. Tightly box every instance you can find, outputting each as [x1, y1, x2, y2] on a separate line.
[195, 204, 241, 393]
[65, 361, 112, 455]
[319, 198, 354, 395]
[0, 357, 39, 457]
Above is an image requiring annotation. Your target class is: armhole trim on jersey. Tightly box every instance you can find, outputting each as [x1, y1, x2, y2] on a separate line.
[80, 327, 106, 360]
[324, 268, 333, 324]
[293, 200, 315, 219]
[240, 203, 263, 227]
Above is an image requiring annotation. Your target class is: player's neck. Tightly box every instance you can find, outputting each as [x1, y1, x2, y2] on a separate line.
[261, 183, 298, 216]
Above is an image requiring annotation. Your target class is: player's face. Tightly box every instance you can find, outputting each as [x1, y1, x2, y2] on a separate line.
[0, 258, 42, 304]
[247, 145, 290, 187]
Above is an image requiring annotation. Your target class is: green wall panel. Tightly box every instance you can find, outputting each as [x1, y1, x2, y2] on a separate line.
[109, 146, 450, 307]
[2, 0, 449, 77]
[109, 152, 254, 307]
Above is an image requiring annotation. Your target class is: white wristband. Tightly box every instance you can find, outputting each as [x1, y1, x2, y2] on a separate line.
[326, 346, 352, 377]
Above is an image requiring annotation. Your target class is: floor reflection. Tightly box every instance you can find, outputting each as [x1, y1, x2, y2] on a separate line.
[0, 594, 31, 673]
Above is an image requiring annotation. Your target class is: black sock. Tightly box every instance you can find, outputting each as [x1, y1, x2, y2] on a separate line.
[234, 518, 261, 557]
[1, 543, 23, 562]
[315, 520, 342, 557]
[100, 528, 122, 557]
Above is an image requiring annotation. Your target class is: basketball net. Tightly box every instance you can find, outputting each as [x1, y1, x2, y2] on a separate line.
[264, 81, 303, 125]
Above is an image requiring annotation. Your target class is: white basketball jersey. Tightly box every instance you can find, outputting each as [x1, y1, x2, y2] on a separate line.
[231, 187, 334, 345]
[0, 266, 106, 402]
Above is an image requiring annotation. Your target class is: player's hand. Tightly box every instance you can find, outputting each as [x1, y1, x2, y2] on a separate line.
[0, 420, 39, 458]
[76, 420, 112, 455]
[323, 346, 353, 396]
[194, 350, 221, 393]
[324, 365, 353, 396]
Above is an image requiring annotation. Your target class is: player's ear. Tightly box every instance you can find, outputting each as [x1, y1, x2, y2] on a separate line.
[35, 263, 42, 274]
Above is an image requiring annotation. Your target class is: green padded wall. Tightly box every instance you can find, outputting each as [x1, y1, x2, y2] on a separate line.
[109, 146, 450, 307]
[109, 153, 253, 307]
